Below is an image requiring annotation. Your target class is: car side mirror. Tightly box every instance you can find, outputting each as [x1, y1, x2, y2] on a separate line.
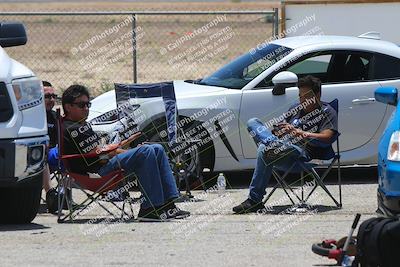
[0, 22, 27, 47]
[272, 71, 298, 95]
[375, 87, 398, 106]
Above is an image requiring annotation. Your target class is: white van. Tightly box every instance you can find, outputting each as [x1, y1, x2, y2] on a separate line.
[0, 22, 48, 223]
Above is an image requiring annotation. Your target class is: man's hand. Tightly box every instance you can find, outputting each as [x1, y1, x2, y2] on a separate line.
[274, 122, 335, 144]
[276, 122, 295, 135]
[101, 143, 119, 152]
[95, 143, 119, 156]
[120, 131, 142, 148]
[275, 123, 308, 139]
[293, 128, 309, 138]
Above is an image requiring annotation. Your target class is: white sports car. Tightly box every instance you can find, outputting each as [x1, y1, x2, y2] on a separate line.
[89, 33, 400, 174]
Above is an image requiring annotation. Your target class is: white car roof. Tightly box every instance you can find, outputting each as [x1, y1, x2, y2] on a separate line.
[270, 35, 400, 57]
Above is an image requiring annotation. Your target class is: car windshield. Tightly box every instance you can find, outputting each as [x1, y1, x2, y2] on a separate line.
[199, 43, 292, 89]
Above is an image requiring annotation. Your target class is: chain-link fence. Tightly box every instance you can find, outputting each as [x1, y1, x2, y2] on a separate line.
[2, 10, 278, 96]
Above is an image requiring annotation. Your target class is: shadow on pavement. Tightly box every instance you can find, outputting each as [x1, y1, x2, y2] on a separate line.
[260, 204, 342, 215]
[0, 223, 50, 232]
[57, 217, 136, 224]
[226, 167, 378, 189]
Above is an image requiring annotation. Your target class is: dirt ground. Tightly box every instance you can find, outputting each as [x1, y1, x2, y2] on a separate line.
[0, 2, 280, 12]
[1, 1, 279, 96]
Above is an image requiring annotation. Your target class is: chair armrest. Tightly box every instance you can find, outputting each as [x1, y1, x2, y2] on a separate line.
[306, 138, 332, 148]
[62, 132, 142, 161]
[61, 152, 99, 160]
[306, 131, 339, 148]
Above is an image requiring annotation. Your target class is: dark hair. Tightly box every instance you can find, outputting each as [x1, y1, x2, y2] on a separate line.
[62, 84, 90, 114]
[42, 80, 52, 87]
[298, 75, 321, 95]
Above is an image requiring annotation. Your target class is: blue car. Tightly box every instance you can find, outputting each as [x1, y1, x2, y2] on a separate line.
[375, 87, 400, 216]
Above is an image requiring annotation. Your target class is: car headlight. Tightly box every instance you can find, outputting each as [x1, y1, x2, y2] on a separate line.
[12, 77, 43, 111]
[90, 104, 140, 125]
[28, 145, 44, 165]
[388, 131, 400, 161]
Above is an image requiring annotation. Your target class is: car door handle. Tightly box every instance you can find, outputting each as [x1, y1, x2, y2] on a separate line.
[352, 98, 376, 104]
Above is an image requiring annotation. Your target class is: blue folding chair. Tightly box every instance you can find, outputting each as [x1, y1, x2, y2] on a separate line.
[114, 82, 205, 196]
[263, 99, 342, 209]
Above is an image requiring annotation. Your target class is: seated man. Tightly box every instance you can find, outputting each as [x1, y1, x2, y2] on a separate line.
[61, 84, 190, 221]
[233, 75, 338, 214]
[40, 80, 62, 213]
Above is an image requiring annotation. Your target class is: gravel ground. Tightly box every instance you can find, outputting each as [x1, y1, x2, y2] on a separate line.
[0, 182, 377, 266]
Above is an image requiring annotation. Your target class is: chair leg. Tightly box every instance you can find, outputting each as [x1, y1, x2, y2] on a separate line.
[263, 178, 280, 205]
[196, 158, 206, 191]
[264, 170, 297, 205]
[263, 161, 302, 205]
[305, 168, 340, 207]
[127, 197, 135, 220]
[301, 171, 304, 203]
[337, 157, 342, 207]
[276, 173, 302, 203]
[59, 180, 122, 222]
[183, 170, 191, 195]
[57, 175, 68, 223]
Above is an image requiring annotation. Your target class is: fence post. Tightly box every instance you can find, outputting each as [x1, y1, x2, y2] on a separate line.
[132, 13, 137, 83]
[273, 8, 279, 38]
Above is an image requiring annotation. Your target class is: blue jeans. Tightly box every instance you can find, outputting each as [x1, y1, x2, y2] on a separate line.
[98, 144, 179, 209]
[247, 118, 309, 202]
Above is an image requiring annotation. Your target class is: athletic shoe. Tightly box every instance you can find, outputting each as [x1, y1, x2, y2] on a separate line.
[232, 198, 266, 214]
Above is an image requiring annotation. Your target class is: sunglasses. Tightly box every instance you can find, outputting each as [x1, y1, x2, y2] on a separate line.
[44, 93, 58, 99]
[71, 101, 92, 108]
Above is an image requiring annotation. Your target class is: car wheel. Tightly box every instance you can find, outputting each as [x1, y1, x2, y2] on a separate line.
[0, 173, 42, 224]
[142, 117, 215, 190]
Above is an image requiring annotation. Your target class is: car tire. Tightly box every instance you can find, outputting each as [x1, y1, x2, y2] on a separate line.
[0, 173, 42, 224]
[142, 117, 215, 190]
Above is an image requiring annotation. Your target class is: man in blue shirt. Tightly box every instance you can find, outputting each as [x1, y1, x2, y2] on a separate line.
[233, 75, 338, 214]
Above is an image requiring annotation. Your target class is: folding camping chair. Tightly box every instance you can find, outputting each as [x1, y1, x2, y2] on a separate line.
[114, 82, 206, 197]
[55, 109, 136, 223]
[263, 99, 342, 209]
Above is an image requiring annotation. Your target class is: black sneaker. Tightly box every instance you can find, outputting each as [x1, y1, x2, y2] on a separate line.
[164, 202, 190, 219]
[137, 207, 170, 222]
[46, 188, 58, 214]
[232, 198, 265, 214]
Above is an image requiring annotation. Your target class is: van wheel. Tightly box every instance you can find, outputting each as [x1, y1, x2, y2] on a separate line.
[0, 174, 42, 224]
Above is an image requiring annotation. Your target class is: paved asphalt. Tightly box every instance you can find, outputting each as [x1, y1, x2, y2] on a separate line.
[0, 177, 378, 266]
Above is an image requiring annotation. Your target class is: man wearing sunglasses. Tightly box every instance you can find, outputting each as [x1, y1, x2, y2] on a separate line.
[40, 81, 61, 213]
[44, 81, 58, 148]
[61, 84, 190, 221]
[41, 81, 76, 214]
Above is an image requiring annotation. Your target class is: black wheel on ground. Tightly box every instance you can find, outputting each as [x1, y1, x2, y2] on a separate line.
[0, 173, 42, 224]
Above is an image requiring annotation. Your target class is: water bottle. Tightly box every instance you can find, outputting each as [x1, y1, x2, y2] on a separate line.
[217, 173, 226, 196]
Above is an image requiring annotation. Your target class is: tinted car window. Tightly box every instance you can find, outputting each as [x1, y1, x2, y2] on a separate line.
[373, 54, 400, 80]
[256, 51, 374, 89]
[200, 44, 292, 89]
[340, 53, 371, 82]
[287, 54, 331, 75]
[256, 52, 333, 88]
